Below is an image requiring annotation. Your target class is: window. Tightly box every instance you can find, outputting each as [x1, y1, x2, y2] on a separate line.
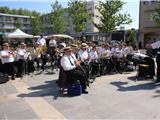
[143, 1, 149, 5]
[151, 0, 158, 4]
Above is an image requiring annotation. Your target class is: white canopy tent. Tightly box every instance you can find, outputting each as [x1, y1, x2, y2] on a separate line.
[47, 34, 74, 40]
[7, 29, 33, 38]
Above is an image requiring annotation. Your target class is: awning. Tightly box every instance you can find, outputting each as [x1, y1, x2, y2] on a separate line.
[47, 34, 74, 40]
[7, 29, 33, 38]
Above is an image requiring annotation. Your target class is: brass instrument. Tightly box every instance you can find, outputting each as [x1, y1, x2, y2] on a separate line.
[98, 50, 111, 59]
[55, 48, 60, 56]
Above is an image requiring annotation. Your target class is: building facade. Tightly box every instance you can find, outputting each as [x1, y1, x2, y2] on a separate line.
[0, 13, 33, 34]
[139, 0, 160, 47]
[41, 13, 53, 35]
[41, 1, 101, 41]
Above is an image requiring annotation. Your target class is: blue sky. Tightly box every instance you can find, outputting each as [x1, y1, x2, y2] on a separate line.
[0, 0, 139, 30]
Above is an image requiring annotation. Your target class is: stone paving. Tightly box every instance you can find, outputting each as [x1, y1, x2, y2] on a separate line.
[0, 69, 160, 119]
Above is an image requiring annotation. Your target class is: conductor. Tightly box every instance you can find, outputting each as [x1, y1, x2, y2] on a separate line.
[146, 40, 160, 82]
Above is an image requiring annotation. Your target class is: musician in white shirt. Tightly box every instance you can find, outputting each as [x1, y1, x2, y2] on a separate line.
[49, 37, 57, 47]
[78, 43, 89, 63]
[60, 47, 88, 94]
[16, 42, 27, 77]
[98, 44, 106, 56]
[89, 45, 100, 78]
[70, 44, 79, 59]
[36, 35, 46, 46]
[89, 45, 98, 62]
[0, 43, 16, 80]
[111, 43, 119, 56]
[146, 40, 160, 82]
[114, 44, 124, 59]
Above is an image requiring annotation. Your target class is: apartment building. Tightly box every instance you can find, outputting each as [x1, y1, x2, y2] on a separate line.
[0, 13, 33, 34]
[41, 1, 101, 41]
[139, 0, 160, 47]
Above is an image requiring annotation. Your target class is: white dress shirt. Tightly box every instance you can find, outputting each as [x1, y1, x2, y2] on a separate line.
[78, 50, 89, 62]
[111, 47, 119, 56]
[16, 48, 27, 60]
[115, 48, 124, 58]
[60, 55, 76, 71]
[151, 41, 160, 49]
[49, 39, 57, 47]
[98, 47, 106, 56]
[89, 50, 98, 61]
[37, 38, 46, 46]
[0, 50, 14, 64]
[132, 51, 148, 59]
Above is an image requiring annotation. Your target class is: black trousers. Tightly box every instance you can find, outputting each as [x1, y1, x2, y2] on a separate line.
[27, 60, 35, 73]
[142, 57, 155, 76]
[157, 54, 160, 81]
[90, 61, 100, 77]
[16, 59, 26, 76]
[2, 62, 16, 77]
[66, 67, 88, 91]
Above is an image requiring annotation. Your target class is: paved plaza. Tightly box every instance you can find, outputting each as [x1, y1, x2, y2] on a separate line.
[0, 69, 160, 119]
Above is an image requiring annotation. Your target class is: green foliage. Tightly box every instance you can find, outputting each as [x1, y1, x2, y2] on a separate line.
[68, 0, 91, 33]
[51, 0, 67, 34]
[151, 3, 160, 25]
[94, 0, 132, 33]
[0, 6, 10, 13]
[30, 10, 41, 35]
[15, 19, 23, 29]
[126, 29, 136, 44]
[31, 16, 41, 35]
[0, 6, 41, 16]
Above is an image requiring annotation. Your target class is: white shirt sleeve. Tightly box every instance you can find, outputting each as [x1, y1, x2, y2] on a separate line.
[151, 41, 160, 49]
[60, 56, 76, 71]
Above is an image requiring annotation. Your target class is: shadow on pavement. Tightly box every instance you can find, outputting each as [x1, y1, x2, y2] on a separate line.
[17, 79, 71, 100]
[110, 81, 160, 92]
[128, 76, 154, 82]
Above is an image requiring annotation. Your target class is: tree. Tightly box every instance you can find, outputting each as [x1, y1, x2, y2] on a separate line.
[30, 11, 41, 35]
[126, 29, 136, 44]
[15, 19, 23, 30]
[151, 3, 160, 25]
[0, 6, 10, 13]
[51, 0, 66, 34]
[94, 0, 132, 41]
[68, 0, 90, 34]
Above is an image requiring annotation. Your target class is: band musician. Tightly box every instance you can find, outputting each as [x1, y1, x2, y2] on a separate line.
[60, 47, 88, 94]
[146, 40, 160, 82]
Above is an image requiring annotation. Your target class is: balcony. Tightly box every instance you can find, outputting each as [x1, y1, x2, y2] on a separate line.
[0, 20, 15, 23]
[141, 1, 159, 12]
[142, 20, 158, 28]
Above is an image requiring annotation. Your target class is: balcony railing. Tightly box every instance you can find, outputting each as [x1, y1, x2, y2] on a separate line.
[142, 20, 158, 28]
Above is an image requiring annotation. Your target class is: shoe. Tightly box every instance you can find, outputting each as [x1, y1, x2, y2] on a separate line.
[82, 90, 88, 94]
[11, 76, 15, 80]
[16, 75, 23, 78]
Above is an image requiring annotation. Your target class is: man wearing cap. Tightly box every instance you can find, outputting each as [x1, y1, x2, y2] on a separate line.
[60, 47, 88, 94]
[16, 42, 27, 77]
[0, 43, 16, 80]
[89, 45, 100, 78]
[70, 44, 79, 59]
[78, 43, 90, 79]
[48, 37, 57, 66]
[78, 43, 89, 62]
[146, 40, 160, 82]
